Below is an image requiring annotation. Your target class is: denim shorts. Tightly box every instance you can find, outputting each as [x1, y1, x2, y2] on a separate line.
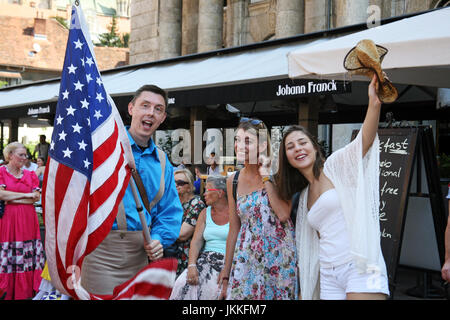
[319, 261, 390, 300]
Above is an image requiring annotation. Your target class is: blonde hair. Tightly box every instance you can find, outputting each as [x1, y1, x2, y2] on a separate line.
[174, 168, 195, 193]
[3, 142, 25, 162]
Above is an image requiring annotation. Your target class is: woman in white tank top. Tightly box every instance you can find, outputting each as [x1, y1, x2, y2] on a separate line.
[275, 75, 389, 300]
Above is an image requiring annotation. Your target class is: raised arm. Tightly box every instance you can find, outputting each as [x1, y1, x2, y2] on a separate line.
[361, 74, 382, 157]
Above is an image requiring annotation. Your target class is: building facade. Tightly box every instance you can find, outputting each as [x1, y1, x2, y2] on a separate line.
[130, 0, 447, 64]
[0, 0, 131, 87]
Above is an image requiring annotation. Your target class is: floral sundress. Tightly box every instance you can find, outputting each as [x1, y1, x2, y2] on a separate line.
[227, 188, 298, 300]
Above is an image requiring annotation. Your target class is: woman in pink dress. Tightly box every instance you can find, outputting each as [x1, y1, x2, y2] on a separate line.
[0, 142, 44, 300]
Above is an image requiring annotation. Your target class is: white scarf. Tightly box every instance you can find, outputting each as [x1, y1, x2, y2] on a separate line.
[296, 128, 386, 300]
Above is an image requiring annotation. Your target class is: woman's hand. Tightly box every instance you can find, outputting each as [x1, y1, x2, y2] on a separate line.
[258, 155, 272, 178]
[217, 270, 229, 300]
[186, 265, 199, 285]
[31, 191, 40, 202]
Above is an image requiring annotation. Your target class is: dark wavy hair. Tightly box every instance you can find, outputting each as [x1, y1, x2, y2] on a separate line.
[275, 125, 325, 201]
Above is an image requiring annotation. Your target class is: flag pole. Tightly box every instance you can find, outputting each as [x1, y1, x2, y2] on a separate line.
[129, 173, 152, 244]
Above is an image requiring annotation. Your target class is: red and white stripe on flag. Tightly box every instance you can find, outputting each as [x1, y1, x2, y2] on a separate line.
[41, 4, 176, 300]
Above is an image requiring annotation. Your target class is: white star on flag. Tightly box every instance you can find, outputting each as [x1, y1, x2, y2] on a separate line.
[93, 109, 102, 120]
[72, 123, 82, 133]
[78, 140, 87, 150]
[74, 39, 83, 49]
[80, 98, 89, 109]
[56, 115, 64, 125]
[66, 105, 76, 116]
[58, 130, 67, 141]
[95, 92, 104, 103]
[86, 57, 94, 67]
[67, 64, 77, 74]
[62, 147, 73, 158]
[74, 80, 84, 91]
[62, 89, 69, 100]
[83, 158, 91, 169]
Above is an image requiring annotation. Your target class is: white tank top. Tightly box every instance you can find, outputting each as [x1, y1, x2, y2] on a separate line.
[306, 189, 352, 268]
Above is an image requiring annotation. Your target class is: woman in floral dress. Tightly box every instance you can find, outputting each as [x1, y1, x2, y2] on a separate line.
[0, 142, 44, 300]
[218, 119, 298, 300]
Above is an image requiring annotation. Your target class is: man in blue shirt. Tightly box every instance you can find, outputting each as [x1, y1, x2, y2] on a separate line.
[124, 84, 183, 260]
[81, 85, 183, 295]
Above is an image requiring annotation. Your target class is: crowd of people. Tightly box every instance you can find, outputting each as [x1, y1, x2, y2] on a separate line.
[1, 78, 449, 301]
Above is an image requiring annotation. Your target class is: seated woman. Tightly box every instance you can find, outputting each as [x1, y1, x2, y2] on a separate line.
[173, 169, 206, 276]
[170, 175, 229, 300]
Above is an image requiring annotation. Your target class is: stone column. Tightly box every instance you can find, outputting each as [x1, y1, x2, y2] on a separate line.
[129, 0, 159, 64]
[304, 0, 328, 33]
[334, 0, 369, 28]
[198, 0, 223, 52]
[182, 0, 199, 55]
[159, 0, 182, 59]
[228, 0, 250, 46]
[275, 0, 304, 38]
[405, 0, 433, 13]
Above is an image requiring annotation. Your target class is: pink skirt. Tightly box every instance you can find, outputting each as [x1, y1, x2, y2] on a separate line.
[0, 203, 44, 300]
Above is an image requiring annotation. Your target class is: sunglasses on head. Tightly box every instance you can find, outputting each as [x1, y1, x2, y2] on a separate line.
[175, 180, 189, 186]
[240, 117, 262, 126]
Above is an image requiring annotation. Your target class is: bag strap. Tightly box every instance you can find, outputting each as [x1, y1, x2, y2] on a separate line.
[131, 147, 166, 214]
[232, 170, 240, 202]
[116, 147, 167, 231]
[149, 148, 166, 209]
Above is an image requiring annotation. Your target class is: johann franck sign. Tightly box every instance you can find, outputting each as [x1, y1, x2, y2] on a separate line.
[275, 80, 340, 96]
[27, 105, 51, 116]
[168, 78, 351, 107]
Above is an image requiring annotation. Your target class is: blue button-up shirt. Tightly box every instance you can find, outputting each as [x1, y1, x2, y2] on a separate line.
[112, 129, 183, 248]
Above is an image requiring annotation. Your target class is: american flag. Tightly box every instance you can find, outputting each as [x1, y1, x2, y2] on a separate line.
[42, 4, 175, 300]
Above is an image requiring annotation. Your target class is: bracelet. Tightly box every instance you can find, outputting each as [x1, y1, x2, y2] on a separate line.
[188, 264, 197, 268]
[262, 176, 273, 183]
[222, 277, 229, 281]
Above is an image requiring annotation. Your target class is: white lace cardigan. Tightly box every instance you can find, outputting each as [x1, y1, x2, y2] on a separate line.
[295, 127, 387, 300]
